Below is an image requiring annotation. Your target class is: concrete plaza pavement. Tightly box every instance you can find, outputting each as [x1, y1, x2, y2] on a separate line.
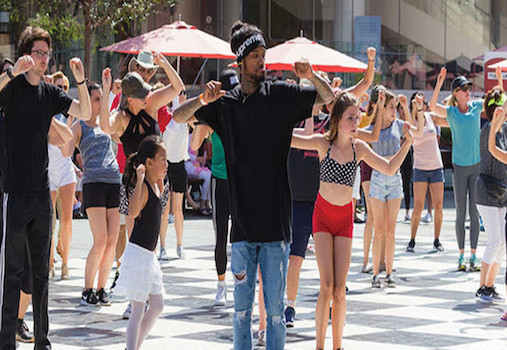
[17, 189, 507, 349]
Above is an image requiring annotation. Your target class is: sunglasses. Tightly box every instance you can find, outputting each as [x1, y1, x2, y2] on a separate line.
[457, 85, 470, 93]
[57, 84, 69, 91]
[179, 91, 187, 96]
[136, 64, 154, 74]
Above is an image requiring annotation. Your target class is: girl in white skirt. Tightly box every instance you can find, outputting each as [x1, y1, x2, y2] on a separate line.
[114, 135, 167, 350]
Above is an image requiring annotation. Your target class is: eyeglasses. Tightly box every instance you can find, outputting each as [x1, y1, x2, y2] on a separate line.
[31, 50, 52, 59]
[57, 84, 69, 91]
[136, 64, 154, 74]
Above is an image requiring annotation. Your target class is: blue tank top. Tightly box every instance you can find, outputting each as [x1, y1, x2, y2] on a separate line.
[78, 120, 121, 184]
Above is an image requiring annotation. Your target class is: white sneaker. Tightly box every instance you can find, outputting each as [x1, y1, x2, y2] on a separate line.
[168, 214, 175, 224]
[214, 282, 227, 306]
[421, 212, 432, 223]
[158, 247, 169, 261]
[176, 245, 185, 259]
[404, 213, 411, 221]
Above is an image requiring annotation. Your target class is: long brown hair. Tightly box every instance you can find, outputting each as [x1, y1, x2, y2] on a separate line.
[325, 92, 357, 143]
[370, 90, 397, 125]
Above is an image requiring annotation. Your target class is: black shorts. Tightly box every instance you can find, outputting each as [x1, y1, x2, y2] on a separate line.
[290, 201, 314, 259]
[83, 183, 120, 210]
[168, 161, 187, 193]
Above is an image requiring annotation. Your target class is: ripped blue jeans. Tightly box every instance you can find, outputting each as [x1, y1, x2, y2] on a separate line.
[231, 240, 290, 350]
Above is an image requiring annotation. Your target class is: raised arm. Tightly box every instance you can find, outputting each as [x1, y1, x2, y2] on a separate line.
[496, 65, 503, 87]
[60, 118, 82, 158]
[191, 124, 212, 151]
[47, 116, 73, 147]
[488, 107, 507, 163]
[147, 53, 184, 113]
[409, 95, 425, 137]
[0, 56, 34, 92]
[429, 67, 448, 118]
[346, 47, 376, 99]
[173, 81, 225, 123]
[358, 122, 413, 176]
[290, 133, 328, 157]
[66, 58, 91, 120]
[129, 165, 149, 218]
[293, 60, 334, 105]
[357, 90, 384, 143]
[99, 68, 121, 135]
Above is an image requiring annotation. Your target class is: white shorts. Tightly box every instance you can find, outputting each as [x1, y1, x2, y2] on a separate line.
[48, 159, 76, 191]
[352, 166, 361, 200]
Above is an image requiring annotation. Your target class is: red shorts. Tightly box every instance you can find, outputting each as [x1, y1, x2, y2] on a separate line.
[312, 194, 353, 238]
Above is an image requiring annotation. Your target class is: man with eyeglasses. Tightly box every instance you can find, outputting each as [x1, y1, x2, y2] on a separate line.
[0, 26, 91, 350]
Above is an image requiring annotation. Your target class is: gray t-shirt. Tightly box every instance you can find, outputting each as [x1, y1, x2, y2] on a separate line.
[475, 122, 506, 207]
[365, 119, 405, 157]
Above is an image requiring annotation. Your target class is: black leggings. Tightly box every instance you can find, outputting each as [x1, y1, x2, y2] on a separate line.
[400, 148, 413, 211]
[211, 176, 230, 276]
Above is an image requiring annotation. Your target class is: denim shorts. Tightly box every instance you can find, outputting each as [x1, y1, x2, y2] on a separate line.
[369, 171, 403, 202]
[413, 168, 444, 183]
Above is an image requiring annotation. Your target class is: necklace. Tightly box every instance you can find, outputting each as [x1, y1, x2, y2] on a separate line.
[240, 89, 250, 103]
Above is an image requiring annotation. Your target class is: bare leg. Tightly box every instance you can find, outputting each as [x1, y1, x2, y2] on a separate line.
[115, 223, 126, 267]
[410, 182, 428, 240]
[313, 232, 334, 349]
[58, 182, 76, 267]
[385, 198, 402, 275]
[370, 198, 386, 276]
[362, 182, 373, 268]
[97, 208, 120, 289]
[172, 192, 185, 247]
[429, 182, 444, 240]
[331, 236, 352, 350]
[286, 255, 304, 306]
[84, 208, 108, 289]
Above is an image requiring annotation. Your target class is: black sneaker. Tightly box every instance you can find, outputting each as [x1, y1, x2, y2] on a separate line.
[15, 319, 34, 343]
[284, 306, 295, 328]
[372, 275, 381, 288]
[406, 239, 415, 253]
[488, 286, 505, 304]
[97, 288, 111, 306]
[432, 239, 444, 252]
[384, 274, 397, 288]
[81, 288, 99, 306]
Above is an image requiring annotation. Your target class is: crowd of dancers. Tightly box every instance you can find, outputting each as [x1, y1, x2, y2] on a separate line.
[0, 20, 505, 350]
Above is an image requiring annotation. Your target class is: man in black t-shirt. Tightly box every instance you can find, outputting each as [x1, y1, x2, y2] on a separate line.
[0, 26, 91, 350]
[173, 22, 333, 349]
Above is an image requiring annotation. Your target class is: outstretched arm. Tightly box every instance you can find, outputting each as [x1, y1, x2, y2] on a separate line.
[358, 123, 413, 175]
[290, 133, 328, 159]
[429, 67, 448, 118]
[293, 60, 334, 105]
[173, 81, 225, 123]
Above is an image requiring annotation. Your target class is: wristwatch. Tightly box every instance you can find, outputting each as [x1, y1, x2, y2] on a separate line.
[5, 67, 15, 80]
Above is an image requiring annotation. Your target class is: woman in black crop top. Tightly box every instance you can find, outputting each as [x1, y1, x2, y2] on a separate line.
[291, 91, 415, 350]
[113, 136, 167, 350]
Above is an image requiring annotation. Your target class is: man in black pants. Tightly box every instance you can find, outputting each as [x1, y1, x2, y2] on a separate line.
[0, 26, 91, 350]
[174, 22, 334, 349]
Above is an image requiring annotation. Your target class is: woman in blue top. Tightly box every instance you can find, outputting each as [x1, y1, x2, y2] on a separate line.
[64, 82, 121, 306]
[429, 67, 502, 271]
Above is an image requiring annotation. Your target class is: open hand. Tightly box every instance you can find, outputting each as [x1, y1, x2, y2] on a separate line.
[12, 56, 35, 76]
[293, 59, 313, 80]
[69, 58, 85, 82]
[377, 90, 385, 107]
[203, 80, 226, 104]
[495, 65, 504, 84]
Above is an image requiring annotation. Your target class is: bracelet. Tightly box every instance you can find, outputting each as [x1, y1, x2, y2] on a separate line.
[76, 79, 86, 85]
[198, 93, 207, 106]
[6, 67, 15, 80]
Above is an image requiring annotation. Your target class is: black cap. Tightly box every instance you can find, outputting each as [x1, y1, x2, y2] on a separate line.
[451, 76, 472, 91]
[121, 72, 152, 99]
[219, 69, 239, 91]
